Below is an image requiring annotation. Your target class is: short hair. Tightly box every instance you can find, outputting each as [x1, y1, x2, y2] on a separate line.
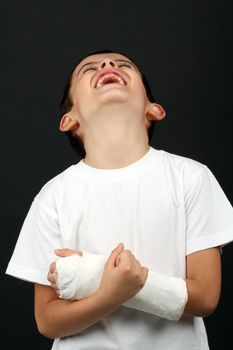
[60, 50, 156, 158]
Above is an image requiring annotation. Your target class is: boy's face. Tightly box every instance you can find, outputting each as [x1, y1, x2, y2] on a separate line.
[69, 52, 149, 117]
[60, 52, 165, 139]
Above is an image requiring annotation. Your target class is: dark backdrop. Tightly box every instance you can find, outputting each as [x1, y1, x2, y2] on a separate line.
[1, 1, 232, 349]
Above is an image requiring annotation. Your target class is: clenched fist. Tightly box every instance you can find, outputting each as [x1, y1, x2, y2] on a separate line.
[96, 243, 148, 307]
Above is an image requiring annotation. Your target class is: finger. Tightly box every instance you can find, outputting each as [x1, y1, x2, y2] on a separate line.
[124, 249, 132, 255]
[106, 243, 124, 268]
[49, 262, 57, 273]
[119, 249, 133, 261]
[49, 274, 57, 284]
[50, 282, 58, 290]
[116, 254, 121, 267]
[54, 248, 83, 257]
[47, 272, 57, 284]
[117, 249, 132, 265]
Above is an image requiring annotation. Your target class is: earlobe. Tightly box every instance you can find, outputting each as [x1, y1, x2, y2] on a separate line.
[146, 103, 166, 121]
[59, 114, 80, 132]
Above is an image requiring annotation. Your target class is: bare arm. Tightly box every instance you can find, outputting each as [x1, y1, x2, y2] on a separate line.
[35, 244, 148, 339]
[34, 284, 116, 339]
[184, 247, 221, 317]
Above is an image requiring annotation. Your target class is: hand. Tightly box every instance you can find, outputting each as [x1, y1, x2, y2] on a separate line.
[47, 248, 82, 291]
[96, 243, 148, 307]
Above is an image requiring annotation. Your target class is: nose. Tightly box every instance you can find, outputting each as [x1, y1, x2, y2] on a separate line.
[98, 58, 117, 70]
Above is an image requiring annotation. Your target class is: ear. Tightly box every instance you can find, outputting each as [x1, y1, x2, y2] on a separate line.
[59, 114, 80, 132]
[146, 103, 166, 121]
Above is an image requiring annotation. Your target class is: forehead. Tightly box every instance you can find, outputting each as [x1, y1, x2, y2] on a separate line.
[73, 53, 138, 74]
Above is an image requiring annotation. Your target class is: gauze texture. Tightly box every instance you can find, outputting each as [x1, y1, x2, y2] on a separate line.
[55, 251, 187, 320]
[125, 270, 188, 321]
[56, 251, 105, 300]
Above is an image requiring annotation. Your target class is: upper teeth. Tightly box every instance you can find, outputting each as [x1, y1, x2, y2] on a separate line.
[96, 73, 125, 88]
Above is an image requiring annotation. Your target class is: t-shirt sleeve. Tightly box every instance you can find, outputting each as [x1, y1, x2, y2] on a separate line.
[185, 164, 233, 255]
[5, 184, 61, 285]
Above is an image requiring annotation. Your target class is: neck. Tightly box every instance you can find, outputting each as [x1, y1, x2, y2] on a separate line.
[81, 109, 150, 169]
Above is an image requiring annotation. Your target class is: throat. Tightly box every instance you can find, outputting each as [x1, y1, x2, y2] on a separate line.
[83, 120, 149, 169]
[83, 143, 150, 170]
[82, 107, 149, 169]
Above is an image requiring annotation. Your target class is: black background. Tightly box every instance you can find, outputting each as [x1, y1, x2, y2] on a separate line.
[1, 1, 233, 349]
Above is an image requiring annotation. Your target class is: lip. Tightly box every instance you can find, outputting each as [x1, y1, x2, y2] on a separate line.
[91, 68, 128, 89]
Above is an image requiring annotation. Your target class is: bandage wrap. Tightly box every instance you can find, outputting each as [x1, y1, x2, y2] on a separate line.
[124, 271, 187, 321]
[56, 251, 105, 300]
[55, 252, 187, 321]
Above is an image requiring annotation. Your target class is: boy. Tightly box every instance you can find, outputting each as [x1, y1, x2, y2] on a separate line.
[6, 50, 233, 350]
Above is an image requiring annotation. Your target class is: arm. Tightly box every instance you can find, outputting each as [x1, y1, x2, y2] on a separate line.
[184, 246, 221, 317]
[35, 244, 148, 339]
[49, 247, 221, 319]
[35, 284, 114, 339]
[125, 247, 221, 319]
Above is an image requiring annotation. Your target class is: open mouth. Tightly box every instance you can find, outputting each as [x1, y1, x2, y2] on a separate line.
[95, 72, 126, 88]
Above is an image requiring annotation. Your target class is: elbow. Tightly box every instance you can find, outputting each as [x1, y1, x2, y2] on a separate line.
[184, 285, 221, 318]
[199, 290, 221, 317]
[35, 315, 58, 340]
[36, 320, 56, 340]
[201, 298, 219, 318]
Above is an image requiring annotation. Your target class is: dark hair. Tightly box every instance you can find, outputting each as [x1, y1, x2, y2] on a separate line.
[60, 50, 156, 158]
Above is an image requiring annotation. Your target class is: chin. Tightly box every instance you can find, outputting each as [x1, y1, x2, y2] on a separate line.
[99, 92, 129, 105]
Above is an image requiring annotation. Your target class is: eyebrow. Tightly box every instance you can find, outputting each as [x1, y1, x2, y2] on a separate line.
[76, 58, 138, 76]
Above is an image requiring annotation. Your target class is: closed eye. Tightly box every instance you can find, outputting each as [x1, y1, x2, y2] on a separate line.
[82, 66, 97, 73]
[118, 62, 132, 69]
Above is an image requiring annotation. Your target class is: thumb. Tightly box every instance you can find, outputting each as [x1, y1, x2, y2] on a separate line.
[54, 248, 82, 257]
[106, 243, 124, 268]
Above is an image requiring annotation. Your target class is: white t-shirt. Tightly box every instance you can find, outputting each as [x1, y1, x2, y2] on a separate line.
[6, 146, 233, 350]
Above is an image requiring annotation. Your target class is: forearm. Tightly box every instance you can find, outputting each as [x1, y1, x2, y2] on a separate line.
[183, 278, 220, 317]
[183, 247, 221, 317]
[55, 254, 188, 321]
[123, 270, 187, 320]
[35, 285, 119, 339]
[54, 249, 220, 321]
[126, 274, 219, 319]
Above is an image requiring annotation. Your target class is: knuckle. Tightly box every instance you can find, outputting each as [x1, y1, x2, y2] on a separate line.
[134, 272, 144, 287]
[134, 268, 144, 281]
[134, 270, 141, 279]
[138, 280, 144, 288]
[122, 264, 131, 274]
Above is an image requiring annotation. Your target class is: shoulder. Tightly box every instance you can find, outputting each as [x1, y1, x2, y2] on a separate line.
[34, 162, 81, 205]
[153, 148, 214, 199]
[155, 149, 222, 212]
[159, 149, 208, 180]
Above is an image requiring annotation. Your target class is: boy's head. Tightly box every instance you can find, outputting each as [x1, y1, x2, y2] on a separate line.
[59, 50, 165, 157]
